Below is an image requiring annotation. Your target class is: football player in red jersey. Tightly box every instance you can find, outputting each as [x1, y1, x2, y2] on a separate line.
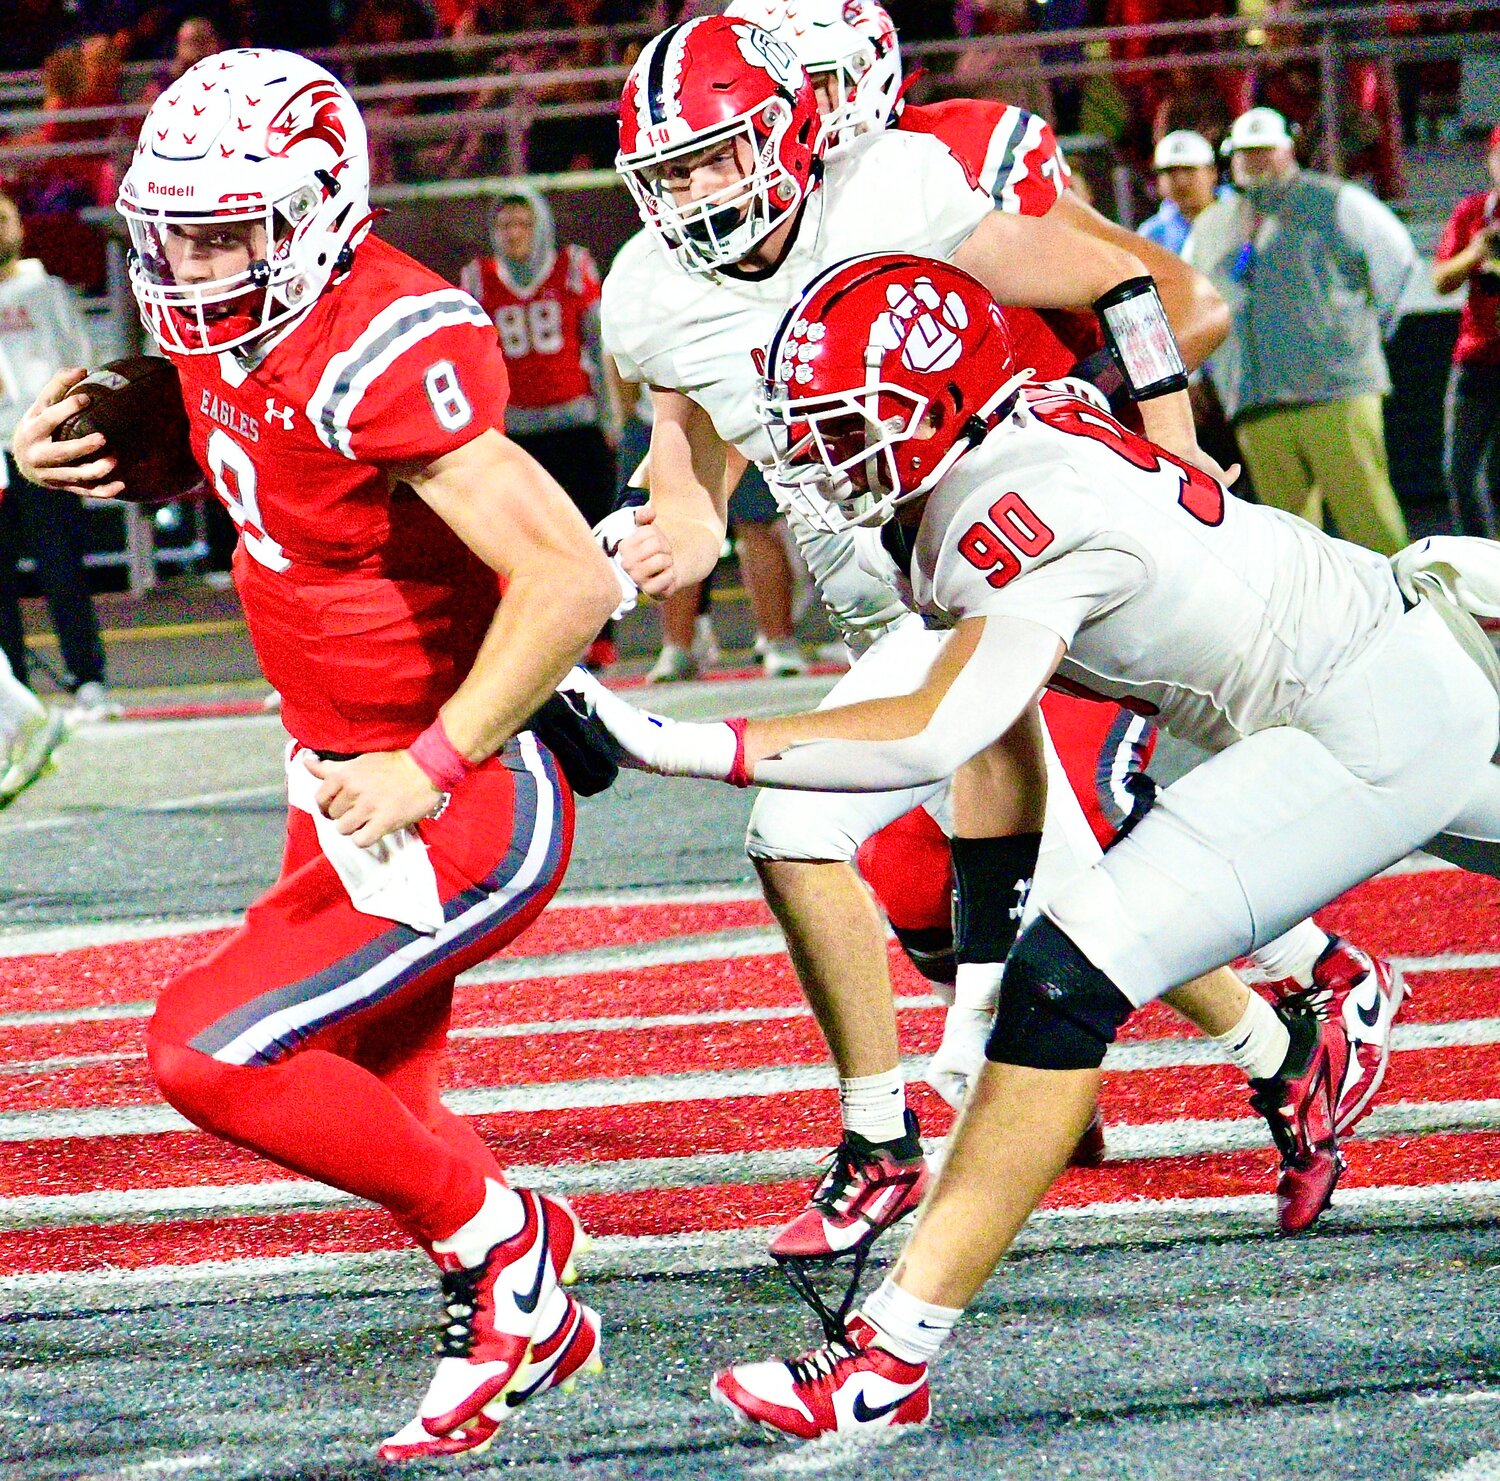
[461, 188, 620, 668]
[12, 49, 618, 1460]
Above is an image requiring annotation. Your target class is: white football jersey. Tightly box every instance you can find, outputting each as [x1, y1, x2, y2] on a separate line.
[602, 128, 991, 647]
[867, 387, 1404, 752]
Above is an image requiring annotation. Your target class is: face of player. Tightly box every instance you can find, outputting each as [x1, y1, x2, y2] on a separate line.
[1156, 164, 1218, 220]
[0, 195, 22, 271]
[162, 220, 266, 287]
[495, 202, 536, 261]
[809, 69, 843, 118]
[645, 135, 756, 213]
[1230, 144, 1295, 191]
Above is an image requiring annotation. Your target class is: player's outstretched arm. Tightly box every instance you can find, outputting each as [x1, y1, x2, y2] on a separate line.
[615, 390, 747, 599]
[1050, 189, 1229, 370]
[10, 368, 127, 499]
[567, 615, 1063, 793]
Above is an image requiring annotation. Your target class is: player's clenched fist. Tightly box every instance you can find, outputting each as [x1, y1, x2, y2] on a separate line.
[10, 368, 126, 500]
[601, 504, 678, 598]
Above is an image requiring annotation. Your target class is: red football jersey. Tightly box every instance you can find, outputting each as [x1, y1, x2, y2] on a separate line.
[170, 234, 510, 754]
[898, 96, 1102, 381]
[460, 245, 601, 409]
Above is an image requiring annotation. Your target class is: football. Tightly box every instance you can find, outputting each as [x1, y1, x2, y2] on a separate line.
[52, 356, 205, 504]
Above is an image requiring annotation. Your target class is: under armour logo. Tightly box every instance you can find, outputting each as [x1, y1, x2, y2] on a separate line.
[1009, 874, 1033, 923]
[264, 399, 296, 429]
[868, 276, 970, 375]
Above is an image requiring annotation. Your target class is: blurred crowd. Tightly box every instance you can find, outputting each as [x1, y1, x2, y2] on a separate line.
[4, 0, 1488, 196]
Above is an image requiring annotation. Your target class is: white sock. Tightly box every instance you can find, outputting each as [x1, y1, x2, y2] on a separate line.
[0, 653, 41, 738]
[431, 1178, 525, 1268]
[860, 1277, 962, 1364]
[839, 1069, 907, 1143]
[1213, 990, 1292, 1081]
[1246, 921, 1329, 988]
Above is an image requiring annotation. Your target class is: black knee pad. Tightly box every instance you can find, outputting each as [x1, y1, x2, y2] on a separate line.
[985, 917, 1134, 1071]
[892, 923, 957, 987]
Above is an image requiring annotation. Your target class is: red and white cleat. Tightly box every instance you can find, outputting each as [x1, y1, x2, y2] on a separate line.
[1249, 1008, 1350, 1234]
[539, 1191, 590, 1287]
[405, 1184, 559, 1439]
[378, 1288, 603, 1461]
[712, 1316, 929, 1441]
[770, 1113, 930, 1261]
[1261, 939, 1405, 1134]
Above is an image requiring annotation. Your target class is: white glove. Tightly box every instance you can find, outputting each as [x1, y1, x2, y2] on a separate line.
[592, 507, 644, 620]
[925, 960, 1005, 1109]
[555, 667, 750, 784]
[926, 1004, 994, 1110]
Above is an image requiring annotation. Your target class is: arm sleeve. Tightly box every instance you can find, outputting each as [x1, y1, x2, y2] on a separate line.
[306, 290, 511, 465]
[1337, 184, 1418, 335]
[752, 617, 1062, 792]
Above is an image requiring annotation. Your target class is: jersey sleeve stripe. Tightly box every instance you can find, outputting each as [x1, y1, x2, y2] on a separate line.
[983, 109, 1029, 212]
[307, 290, 494, 459]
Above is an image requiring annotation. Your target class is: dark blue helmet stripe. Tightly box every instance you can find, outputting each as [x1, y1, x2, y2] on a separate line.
[646, 24, 682, 127]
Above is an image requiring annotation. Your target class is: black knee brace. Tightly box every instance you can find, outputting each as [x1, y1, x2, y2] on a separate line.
[985, 917, 1134, 1071]
[892, 923, 957, 987]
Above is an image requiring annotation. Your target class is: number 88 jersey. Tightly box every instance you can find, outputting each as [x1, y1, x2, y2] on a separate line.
[169, 234, 511, 755]
[460, 244, 601, 413]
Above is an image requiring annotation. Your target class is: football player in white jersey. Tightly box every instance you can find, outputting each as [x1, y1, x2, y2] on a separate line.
[574, 252, 1500, 1437]
[721, 0, 1403, 1188]
[597, 12, 1382, 1310]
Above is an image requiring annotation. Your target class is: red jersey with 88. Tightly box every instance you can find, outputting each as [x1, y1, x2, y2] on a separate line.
[170, 234, 510, 754]
[460, 245, 600, 409]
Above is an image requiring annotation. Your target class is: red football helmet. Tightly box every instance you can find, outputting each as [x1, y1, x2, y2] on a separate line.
[616, 16, 823, 274]
[759, 254, 1025, 530]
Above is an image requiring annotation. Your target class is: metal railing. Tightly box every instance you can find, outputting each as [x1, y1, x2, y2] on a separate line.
[4, 2, 1496, 181]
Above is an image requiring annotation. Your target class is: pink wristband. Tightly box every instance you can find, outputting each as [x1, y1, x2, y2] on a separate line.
[725, 717, 752, 788]
[409, 716, 477, 793]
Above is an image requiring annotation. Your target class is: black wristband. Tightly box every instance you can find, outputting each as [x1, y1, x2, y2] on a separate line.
[1093, 276, 1189, 401]
[951, 832, 1043, 965]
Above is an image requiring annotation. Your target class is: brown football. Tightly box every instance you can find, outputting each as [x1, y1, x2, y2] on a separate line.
[52, 356, 205, 504]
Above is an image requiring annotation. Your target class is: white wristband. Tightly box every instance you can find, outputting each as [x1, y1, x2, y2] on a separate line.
[953, 960, 1005, 1014]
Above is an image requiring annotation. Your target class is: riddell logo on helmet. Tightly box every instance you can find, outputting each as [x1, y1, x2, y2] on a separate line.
[147, 182, 194, 196]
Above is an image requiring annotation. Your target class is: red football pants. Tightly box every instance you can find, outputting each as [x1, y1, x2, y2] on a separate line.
[147, 732, 572, 1246]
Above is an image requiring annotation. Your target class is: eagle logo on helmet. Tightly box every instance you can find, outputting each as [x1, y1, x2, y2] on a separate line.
[868, 276, 969, 375]
[266, 81, 348, 160]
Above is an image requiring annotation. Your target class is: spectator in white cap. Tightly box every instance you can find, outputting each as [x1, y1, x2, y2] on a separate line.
[1139, 130, 1226, 256]
[1183, 106, 1418, 555]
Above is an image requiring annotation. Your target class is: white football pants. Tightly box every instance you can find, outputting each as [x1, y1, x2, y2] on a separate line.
[744, 614, 1103, 903]
[1044, 600, 1500, 1007]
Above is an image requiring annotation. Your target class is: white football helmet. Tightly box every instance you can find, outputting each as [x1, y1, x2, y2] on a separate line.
[117, 48, 371, 355]
[724, 0, 902, 154]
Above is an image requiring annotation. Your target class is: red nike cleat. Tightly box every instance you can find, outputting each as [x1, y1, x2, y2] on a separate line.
[1249, 1009, 1349, 1234]
[407, 1185, 559, 1437]
[770, 1113, 930, 1260]
[712, 1316, 930, 1441]
[1262, 938, 1404, 1134]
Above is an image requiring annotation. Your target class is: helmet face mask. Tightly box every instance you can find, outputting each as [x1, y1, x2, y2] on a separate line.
[760, 253, 1027, 534]
[617, 18, 823, 276]
[118, 50, 371, 357]
[761, 379, 929, 532]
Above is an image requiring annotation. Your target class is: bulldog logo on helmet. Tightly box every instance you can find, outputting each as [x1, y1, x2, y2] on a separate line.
[266, 81, 348, 159]
[735, 24, 804, 92]
[868, 276, 970, 375]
